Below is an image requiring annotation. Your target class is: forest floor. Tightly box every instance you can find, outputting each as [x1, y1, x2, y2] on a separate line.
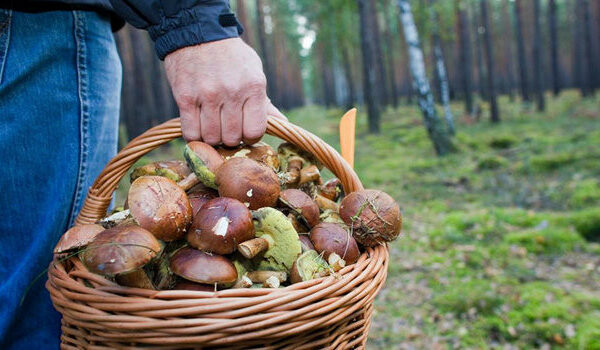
[117, 91, 600, 349]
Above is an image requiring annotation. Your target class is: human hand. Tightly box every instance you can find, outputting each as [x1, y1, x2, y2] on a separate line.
[165, 37, 285, 146]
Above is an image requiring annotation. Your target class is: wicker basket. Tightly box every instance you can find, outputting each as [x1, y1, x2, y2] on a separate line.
[47, 117, 389, 349]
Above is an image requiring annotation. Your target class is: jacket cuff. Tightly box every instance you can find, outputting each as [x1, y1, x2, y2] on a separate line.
[149, 4, 242, 60]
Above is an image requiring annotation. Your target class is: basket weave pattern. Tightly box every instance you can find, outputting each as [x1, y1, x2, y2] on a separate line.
[47, 117, 389, 349]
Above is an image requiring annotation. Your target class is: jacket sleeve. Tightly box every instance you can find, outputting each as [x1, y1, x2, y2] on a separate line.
[109, 0, 244, 60]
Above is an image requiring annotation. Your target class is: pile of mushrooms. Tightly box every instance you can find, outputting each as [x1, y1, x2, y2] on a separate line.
[54, 140, 402, 291]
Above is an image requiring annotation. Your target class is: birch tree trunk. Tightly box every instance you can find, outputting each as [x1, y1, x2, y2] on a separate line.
[456, 0, 473, 115]
[533, 0, 545, 111]
[397, 0, 453, 156]
[480, 0, 499, 123]
[548, 0, 561, 95]
[358, 0, 381, 133]
[513, 0, 530, 102]
[429, 0, 455, 135]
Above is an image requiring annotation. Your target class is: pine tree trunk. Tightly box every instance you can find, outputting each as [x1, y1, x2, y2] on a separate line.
[581, 0, 595, 95]
[500, 0, 516, 101]
[341, 45, 357, 109]
[513, 0, 530, 102]
[383, 20, 399, 107]
[474, 3, 486, 100]
[456, 0, 473, 115]
[370, 0, 389, 106]
[548, 0, 561, 95]
[430, 0, 455, 134]
[255, 0, 277, 101]
[397, 0, 453, 156]
[358, 0, 381, 133]
[236, 0, 254, 47]
[480, 0, 499, 123]
[533, 0, 545, 111]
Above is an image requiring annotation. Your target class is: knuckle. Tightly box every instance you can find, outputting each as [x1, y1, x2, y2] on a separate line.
[176, 93, 197, 108]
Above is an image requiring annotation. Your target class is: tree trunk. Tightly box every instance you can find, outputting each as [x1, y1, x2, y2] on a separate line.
[581, 0, 595, 95]
[430, 0, 455, 134]
[480, 0, 499, 123]
[370, 0, 389, 106]
[513, 0, 530, 102]
[474, 3, 486, 100]
[358, 0, 381, 133]
[382, 0, 399, 108]
[255, 0, 277, 101]
[533, 0, 545, 111]
[456, 0, 473, 115]
[548, 0, 561, 95]
[236, 0, 254, 47]
[397, 0, 453, 155]
[341, 45, 357, 109]
[500, 0, 516, 101]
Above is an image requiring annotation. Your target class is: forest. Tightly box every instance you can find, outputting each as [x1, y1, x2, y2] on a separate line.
[114, 0, 600, 348]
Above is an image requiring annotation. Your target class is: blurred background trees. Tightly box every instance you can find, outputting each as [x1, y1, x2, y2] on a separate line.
[115, 0, 600, 150]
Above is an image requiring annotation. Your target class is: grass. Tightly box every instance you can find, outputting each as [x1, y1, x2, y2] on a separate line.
[115, 91, 600, 348]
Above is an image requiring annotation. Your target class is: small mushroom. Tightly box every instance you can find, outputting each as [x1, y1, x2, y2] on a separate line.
[187, 197, 255, 255]
[54, 224, 105, 255]
[327, 253, 346, 272]
[298, 234, 315, 252]
[246, 270, 287, 284]
[320, 210, 345, 224]
[128, 176, 193, 241]
[309, 222, 360, 265]
[314, 193, 340, 212]
[264, 276, 281, 288]
[279, 189, 320, 228]
[130, 160, 192, 183]
[81, 225, 162, 288]
[169, 247, 238, 286]
[217, 141, 280, 172]
[278, 142, 322, 171]
[298, 165, 322, 186]
[215, 157, 280, 210]
[184, 141, 224, 189]
[339, 189, 402, 247]
[98, 209, 135, 229]
[237, 207, 301, 272]
[290, 250, 331, 284]
[279, 156, 303, 186]
[319, 178, 343, 202]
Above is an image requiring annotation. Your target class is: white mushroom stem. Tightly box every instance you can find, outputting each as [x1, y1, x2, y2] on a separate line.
[238, 237, 270, 259]
[328, 253, 346, 272]
[247, 270, 287, 284]
[314, 194, 339, 212]
[264, 275, 281, 288]
[232, 275, 252, 288]
[177, 172, 200, 191]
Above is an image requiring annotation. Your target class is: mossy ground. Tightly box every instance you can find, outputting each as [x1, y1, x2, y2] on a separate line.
[116, 91, 600, 348]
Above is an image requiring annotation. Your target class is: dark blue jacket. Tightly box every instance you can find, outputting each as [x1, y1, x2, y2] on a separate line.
[1, 0, 243, 60]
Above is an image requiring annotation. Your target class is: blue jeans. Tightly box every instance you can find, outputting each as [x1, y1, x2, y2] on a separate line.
[0, 9, 121, 349]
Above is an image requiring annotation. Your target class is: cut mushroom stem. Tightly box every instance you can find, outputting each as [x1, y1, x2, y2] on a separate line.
[327, 253, 346, 272]
[232, 275, 253, 288]
[299, 165, 321, 185]
[264, 276, 281, 288]
[177, 172, 200, 191]
[238, 237, 270, 259]
[315, 194, 339, 212]
[246, 270, 287, 284]
[98, 209, 134, 229]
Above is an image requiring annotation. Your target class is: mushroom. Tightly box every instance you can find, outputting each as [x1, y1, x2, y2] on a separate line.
[187, 185, 218, 217]
[81, 225, 162, 289]
[98, 209, 135, 229]
[215, 157, 280, 210]
[279, 189, 320, 228]
[309, 222, 360, 265]
[320, 210, 345, 224]
[298, 234, 315, 252]
[231, 255, 253, 288]
[237, 207, 301, 272]
[187, 197, 254, 255]
[173, 279, 216, 292]
[183, 141, 224, 189]
[127, 176, 193, 241]
[290, 250, 331, 284]
[278, 142, 322, 171]
[217, 141, 280, 172]
[246, 270, 287, 284]
[314, 193, 340, 212]
[169, 247, 238, 287]
[319, 178, 343, 202]
[54, 224, 104, 256]
[339, 189, 402, 247]
[130, 160, 192, 183]
[298, 165, 322, 186]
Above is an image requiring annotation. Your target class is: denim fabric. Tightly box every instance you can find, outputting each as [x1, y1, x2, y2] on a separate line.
[0, 9, 121, 349]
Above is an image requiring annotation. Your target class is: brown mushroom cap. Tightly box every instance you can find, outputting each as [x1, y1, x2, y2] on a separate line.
[279, 189, 320, 228]
[309, 222, 360, 264]
[339, 189, 402, 247]
[187, 197, 255, 254]
[319, 178, 343, 202]
[81, 225, 162, 276]
[185, 141, 224, 173]
[130, 160, 192, 183]
[128, 176, 193, 241]
[173, 279, 216, 292]
[169, 247, 238, 285]
[217, 141, 280, 171]
[187, 185, 218, 217]
[54, 224, 105, 254]
[298, 234, 315, 252]
[215, 157, 280, 210]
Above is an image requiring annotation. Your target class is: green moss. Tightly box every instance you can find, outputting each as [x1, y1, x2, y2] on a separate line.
[432, 279, 503, 315]
[569, 179, 600, 208]
[504, 227, 584, 254]
[477, 156, 507, 170]
[574, 312, 600, 349]
[571, 208, 600, 242]
[489, 136, 517, 149]
[531, 152, 576, 171]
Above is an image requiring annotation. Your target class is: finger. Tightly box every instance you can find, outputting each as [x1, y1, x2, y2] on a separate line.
[242, 94, 267, 145]
[200, 102, 222, 145]
[180, 104, 202, 142]
[221, 101, 243, 147]
[266, 101, 288, 121]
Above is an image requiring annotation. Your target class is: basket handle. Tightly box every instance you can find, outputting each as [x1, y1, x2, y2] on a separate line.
[76, 116, 364, 225]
